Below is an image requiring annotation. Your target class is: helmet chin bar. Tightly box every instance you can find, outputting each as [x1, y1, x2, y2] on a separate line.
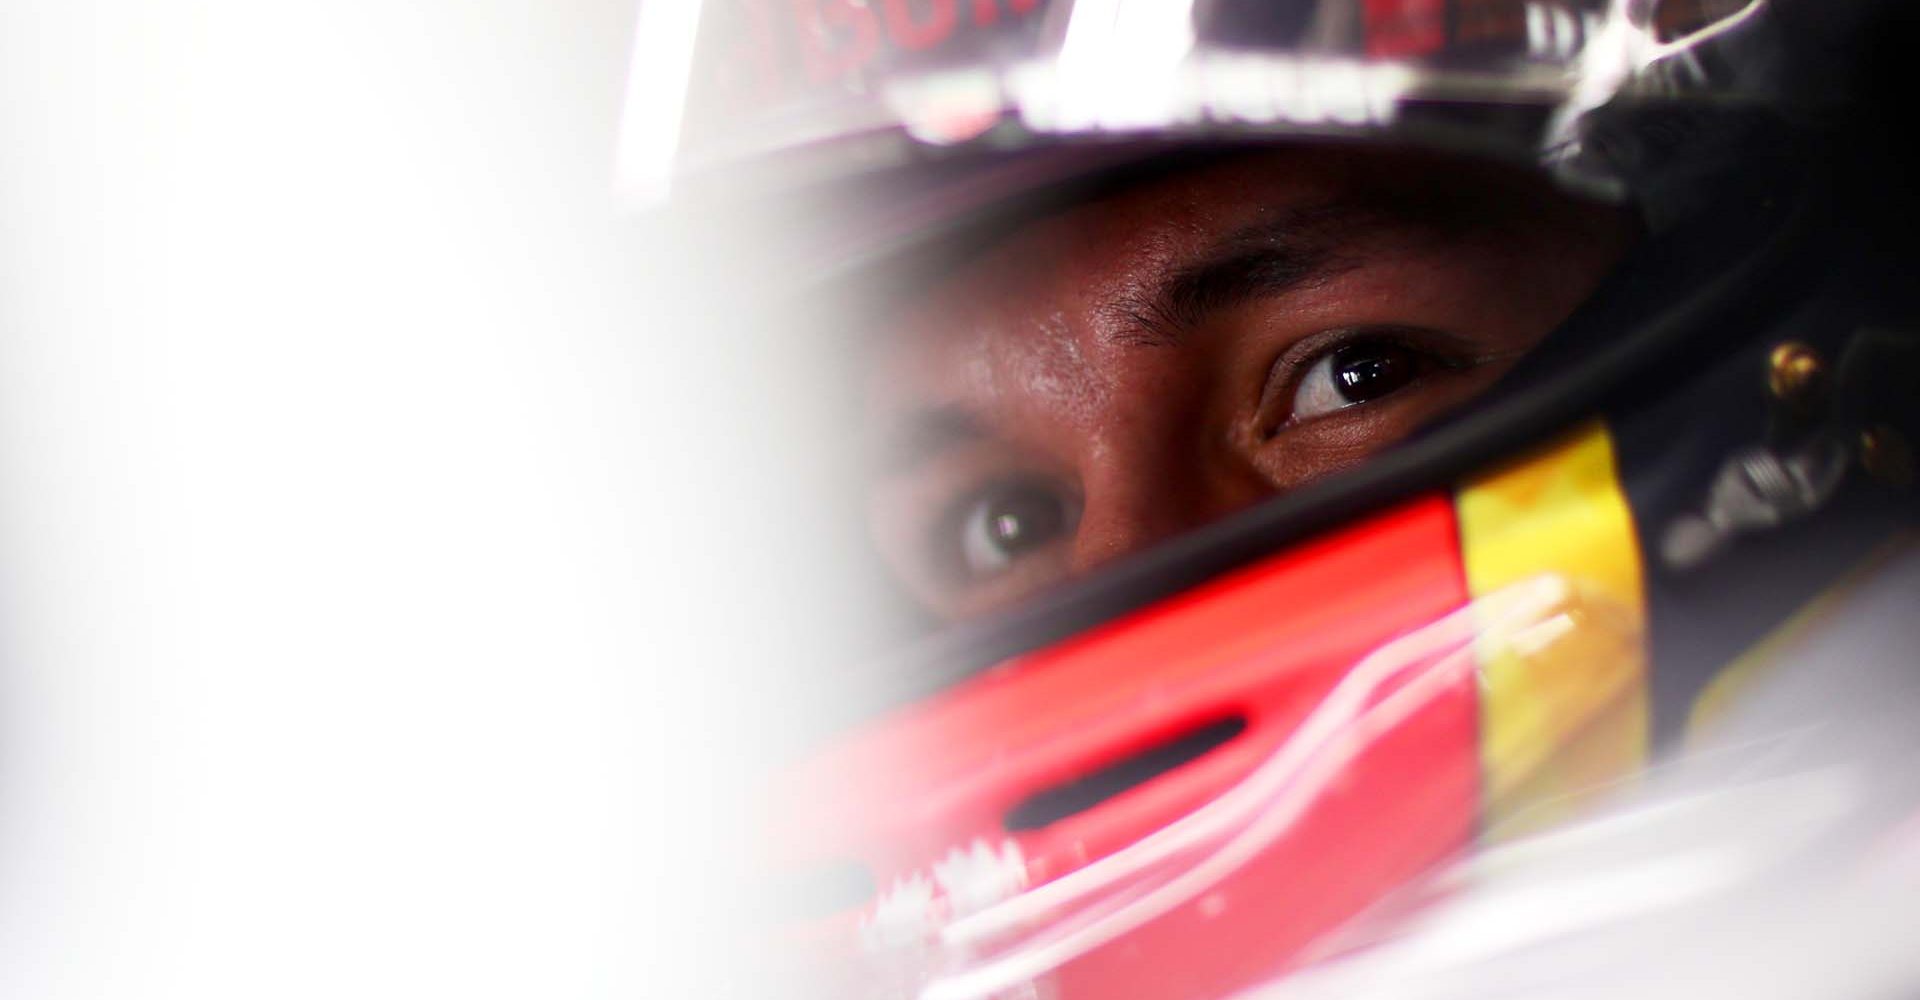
[868, 576, 1634, 1000]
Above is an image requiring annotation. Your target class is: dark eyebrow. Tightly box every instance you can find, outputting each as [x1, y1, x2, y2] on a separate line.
[1102, 200, 1382, 347]
[872, 405, 987, 476]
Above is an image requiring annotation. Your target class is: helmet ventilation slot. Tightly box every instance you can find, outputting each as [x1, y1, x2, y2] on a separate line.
[1004, 715, 1248, 832]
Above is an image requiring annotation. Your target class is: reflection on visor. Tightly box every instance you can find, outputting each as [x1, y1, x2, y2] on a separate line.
[625, 0, 1774, 207]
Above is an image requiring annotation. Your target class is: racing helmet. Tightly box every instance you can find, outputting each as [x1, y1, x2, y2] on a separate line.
[621, 2, 1920, 998]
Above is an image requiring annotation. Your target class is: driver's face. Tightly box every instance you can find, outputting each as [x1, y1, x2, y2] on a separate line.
[866, 148, 1634, 621]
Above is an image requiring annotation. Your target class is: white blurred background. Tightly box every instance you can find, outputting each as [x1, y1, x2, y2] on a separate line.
[0, 1, 805, 996]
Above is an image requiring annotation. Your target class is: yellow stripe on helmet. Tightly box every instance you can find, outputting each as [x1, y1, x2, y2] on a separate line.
[1455, 421, 1650, 837]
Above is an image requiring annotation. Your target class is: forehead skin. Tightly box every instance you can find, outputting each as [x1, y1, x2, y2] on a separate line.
[871, 146, 1619, 442]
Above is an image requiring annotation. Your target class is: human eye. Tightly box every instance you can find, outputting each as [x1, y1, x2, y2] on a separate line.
[1288, 339, 1430, 420]
[940, 477, 1079, 584]
[1262, 329, 1477, 434]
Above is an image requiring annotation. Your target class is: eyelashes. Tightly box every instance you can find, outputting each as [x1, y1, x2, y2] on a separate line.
[1255, 327, 1478, 440]
[1288, 339, 1428, 421]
